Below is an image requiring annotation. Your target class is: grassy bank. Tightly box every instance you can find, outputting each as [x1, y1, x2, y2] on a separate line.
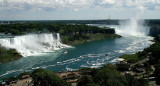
[0, 46, 22, 64]
[119, 51, 147, 64]
[61, 33, 121, 45]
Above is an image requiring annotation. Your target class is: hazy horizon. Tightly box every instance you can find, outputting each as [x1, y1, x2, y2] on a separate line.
[1, 19, 160, 21]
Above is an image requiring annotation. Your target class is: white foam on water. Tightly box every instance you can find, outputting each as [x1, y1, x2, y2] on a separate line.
[0, 33, 69, 57]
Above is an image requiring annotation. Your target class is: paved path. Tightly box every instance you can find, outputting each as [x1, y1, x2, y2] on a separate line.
[131, 57, 149, 67]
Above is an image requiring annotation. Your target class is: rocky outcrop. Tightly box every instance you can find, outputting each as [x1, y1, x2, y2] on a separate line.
[103, 29, 115, 34]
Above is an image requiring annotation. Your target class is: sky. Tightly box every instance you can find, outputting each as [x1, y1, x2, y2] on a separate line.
[0, 0, 160, 20]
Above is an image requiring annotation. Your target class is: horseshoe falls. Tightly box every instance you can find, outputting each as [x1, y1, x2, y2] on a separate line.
[116, 19, 150, 37]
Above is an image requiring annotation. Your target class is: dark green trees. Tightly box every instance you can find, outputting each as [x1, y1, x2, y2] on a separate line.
[154, 61, 160, 85]
[77, 64, 148, 86]
[0, 46, 22, 63]
[32, 69, 71, 86]
[0, 23, 115, 36]
[77, 76, 97, 86]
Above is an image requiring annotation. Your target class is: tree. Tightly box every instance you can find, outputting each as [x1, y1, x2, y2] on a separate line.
[32, 68, 71, 86]
[154, 61, 160, 85]
[77, 76, 96, 86]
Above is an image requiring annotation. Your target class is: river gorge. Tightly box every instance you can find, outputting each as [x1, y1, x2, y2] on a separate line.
[0, 23, 154, 79]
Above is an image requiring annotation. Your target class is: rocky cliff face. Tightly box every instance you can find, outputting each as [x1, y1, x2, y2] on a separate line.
[103, 29, 115, 34]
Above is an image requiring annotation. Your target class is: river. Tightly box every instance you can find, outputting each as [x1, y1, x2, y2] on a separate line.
[0, 24, 153, 79]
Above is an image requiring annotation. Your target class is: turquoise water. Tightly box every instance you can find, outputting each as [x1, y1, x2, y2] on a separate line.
[0, 36, 153, 79]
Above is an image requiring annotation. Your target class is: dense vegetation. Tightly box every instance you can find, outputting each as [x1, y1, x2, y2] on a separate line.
[32, 69, 71, 86]
[62, 33, 121, 45]
[2, 69, 71, 86]
[146, 19, 160, 26]
[120, 33, 160, 85]
[2, 64, 148, 86]
[147, 19, 160, 37]
[78, 64, 148, 86]
[0, 46, 22, 63]
[0, 20, 120, 25]
[0, 23, 115, 35]
[119, 50, 148, 64]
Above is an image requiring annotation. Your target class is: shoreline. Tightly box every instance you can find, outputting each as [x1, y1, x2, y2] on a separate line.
[1, 36, 157, 86]
[0, 33, 121, 64]
[62, 33, 121, 45]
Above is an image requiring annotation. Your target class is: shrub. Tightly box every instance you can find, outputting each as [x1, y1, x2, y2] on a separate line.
[32, 68, 71, 86]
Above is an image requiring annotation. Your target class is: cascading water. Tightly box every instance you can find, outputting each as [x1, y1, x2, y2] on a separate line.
[57, 33, 61, 42]
[0, 33, 69, 57]
[115, 18, 150, 37]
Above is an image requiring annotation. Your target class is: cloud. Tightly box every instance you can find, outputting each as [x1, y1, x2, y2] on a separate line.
[74, 8, 79, 11]
[99, 0, 116, 5]
[0, 0, 160, 12]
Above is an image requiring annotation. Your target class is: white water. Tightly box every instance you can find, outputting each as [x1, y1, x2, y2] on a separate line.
[0, 33, 69, 57]
[116, 18, 150, 37]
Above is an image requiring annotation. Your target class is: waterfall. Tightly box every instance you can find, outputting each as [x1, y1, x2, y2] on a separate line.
[56, 33, 61, 42]
[0, 33, 68, 57]
[115, 18, 150, 37]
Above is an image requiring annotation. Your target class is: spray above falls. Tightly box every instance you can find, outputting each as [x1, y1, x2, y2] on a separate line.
[115, 18, 150, 37]
[0, 33, 69, 57]
[116, 5, 149, 37]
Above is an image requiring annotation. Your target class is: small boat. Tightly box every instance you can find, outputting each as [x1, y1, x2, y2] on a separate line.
[62, 51, 68, 54]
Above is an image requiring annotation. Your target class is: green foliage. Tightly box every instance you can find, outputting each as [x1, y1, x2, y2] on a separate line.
[94, 69, 122, 86]
[83, 83, 99, 86]
[77, 76, 95, 86]
[146, 42, 160, 64]
[120, 34, 160, 85]
[17, 71, 31, 79]
[119, 49, 150, 64]
[100, 64, 117, 70]
[62, 33, 121, 45]
[0, 23, 115, 36]
[32, 68, 71, 86]
[124, 74, 148, 86]
[154, 61, 160, 85]
[2, 76, 18, 83]
[0, 46, 22, 63]
[78, 64, 148, 86]
[68, 34, 89, 41]
[120, 54, 139, 63]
